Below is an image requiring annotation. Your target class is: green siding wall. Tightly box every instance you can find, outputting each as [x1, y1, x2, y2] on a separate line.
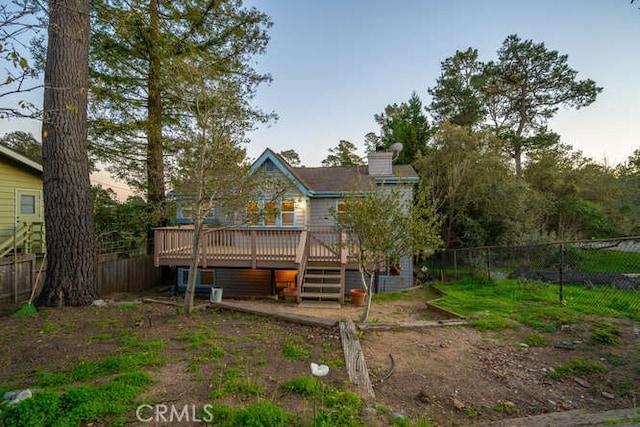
[0, 161, 43, 244]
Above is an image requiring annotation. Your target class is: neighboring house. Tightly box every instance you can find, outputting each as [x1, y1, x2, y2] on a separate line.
[0, 145, 45, 258]
[155, 147, 419, 303]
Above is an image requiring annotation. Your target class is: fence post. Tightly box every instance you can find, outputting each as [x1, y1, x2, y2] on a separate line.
[486, 248, 491, 282]
[453, 249, 457, 280]
[559, 243, 564, 303]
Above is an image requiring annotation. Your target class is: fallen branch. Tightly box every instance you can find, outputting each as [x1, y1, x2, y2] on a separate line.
[141, 297, 182, 307]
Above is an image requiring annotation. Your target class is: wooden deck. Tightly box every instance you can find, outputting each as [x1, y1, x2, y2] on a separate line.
[154, 226, 350, 269]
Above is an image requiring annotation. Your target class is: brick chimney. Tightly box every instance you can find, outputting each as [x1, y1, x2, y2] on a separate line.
[367, 147, 393, 176]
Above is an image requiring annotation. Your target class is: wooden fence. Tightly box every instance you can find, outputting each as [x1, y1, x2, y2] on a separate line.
[0, 254, 162, 304]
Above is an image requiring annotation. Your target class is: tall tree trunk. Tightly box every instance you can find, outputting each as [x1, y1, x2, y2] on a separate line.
[36, 0, 98, 306]
[513, 145, 523, 178]
[147, 0, 165, 222]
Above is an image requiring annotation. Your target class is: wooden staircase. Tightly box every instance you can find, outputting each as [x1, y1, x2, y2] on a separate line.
[0, 221, 45, 258]
[299, 262, 344, 305]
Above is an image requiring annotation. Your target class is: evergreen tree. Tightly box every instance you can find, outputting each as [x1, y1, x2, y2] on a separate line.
[89, 0, 273, 223]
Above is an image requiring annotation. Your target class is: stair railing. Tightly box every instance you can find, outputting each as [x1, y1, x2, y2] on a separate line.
[295, 230, 310, 302]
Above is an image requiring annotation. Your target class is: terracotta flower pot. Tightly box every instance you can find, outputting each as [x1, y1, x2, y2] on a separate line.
[283, 288, 297, 302]
[350, 289, 366, 307]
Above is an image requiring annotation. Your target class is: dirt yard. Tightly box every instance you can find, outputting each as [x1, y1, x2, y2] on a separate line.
[1, 286, 638, 426]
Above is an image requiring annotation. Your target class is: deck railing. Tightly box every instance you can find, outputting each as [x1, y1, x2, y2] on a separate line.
[154, 226, 345, 268]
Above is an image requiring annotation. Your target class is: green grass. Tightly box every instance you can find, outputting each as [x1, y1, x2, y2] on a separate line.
[590, 322, 622, 345]
[281, 376, 321, 397]
[280, 376, 365, 426]
[209, 367, 265, 400]
[0, 372, 153, 427]
[205, 402, 295, 427]
[36, 337, 165, 387]
[577, 249, 640, 273]
[548, 357, 606, 379]
[522, 332, 548, 347]
[433, 277, 640, 332]
[282, 340, 311, 361]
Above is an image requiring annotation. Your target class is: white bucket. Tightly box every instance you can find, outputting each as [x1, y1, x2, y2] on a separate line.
[210, 288, 223, 303]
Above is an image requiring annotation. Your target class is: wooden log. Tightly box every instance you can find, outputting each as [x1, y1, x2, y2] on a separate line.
[141, 297, 182, 307]
[339, 319, 375, 401]
[210, 301, 338, 328]
[425, 301, 466, 319]
[357, 319, 468, 331]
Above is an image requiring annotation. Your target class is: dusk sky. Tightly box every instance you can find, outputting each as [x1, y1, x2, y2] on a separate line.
[244, 0, 640, 166]
[1, 1, 638, 176]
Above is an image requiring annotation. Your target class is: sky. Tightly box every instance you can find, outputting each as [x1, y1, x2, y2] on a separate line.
[1, 0, 638, 179]
[243, 0, 640, 166]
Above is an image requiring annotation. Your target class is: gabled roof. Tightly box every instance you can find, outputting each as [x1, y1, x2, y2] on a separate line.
[250, 148, 419, 198]
[0, 145, 43, 176]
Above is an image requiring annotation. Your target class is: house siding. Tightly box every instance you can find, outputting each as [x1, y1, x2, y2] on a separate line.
[308, 198, 337, 228]
[259, 165, 307, 228]
[0, 160, 43, 245]
[214, 268, 272, 297]
[378, 256, 413, 292]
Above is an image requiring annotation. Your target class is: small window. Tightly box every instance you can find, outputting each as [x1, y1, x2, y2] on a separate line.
[20, 195, 36, 215]
[179, 202, 193, 219]
[281, 200, 295, 226]
[265, 159, 274, 172]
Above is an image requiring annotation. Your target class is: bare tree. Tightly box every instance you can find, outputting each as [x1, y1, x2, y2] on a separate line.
[0, 0, 43, 118]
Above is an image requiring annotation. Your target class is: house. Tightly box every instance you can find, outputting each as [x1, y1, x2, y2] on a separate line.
[0, 145, 45, 258]
[154, 147, 419, 303]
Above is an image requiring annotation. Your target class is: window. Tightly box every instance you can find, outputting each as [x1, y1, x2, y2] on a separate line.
[336, 200, 347, 225]
[246, 198, 296, 227]
[263, 199, 277, 226]
[246, 201, 260, 225]
[179, 203, 193, 219]
[281, 200, 295, 226]
[265, 159, 274, 172]
[20, 194, 36, 215]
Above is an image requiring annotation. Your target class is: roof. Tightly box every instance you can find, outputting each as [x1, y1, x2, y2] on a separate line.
[251, 148, 419, 198]
[0, 145, 43, 175]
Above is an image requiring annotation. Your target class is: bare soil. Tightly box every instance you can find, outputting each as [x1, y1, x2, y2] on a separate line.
[1, 286, 638, 426]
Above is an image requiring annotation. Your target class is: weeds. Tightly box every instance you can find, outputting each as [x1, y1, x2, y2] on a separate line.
[209, 367, 265, 400]
[281, 376, 321, 397]
[282, 340, 311, 361]
[493, 400, 516, 414]
[522, 332, 548, 347]
[590, 322, 622, 345]
[547, 357, 606, 380]
[615, 380, 637, 399]
[281, 375, 364, 426]
[206, 402, 295, 427]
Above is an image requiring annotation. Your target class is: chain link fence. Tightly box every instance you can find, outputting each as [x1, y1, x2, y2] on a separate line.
[96, 231, 148, 257]
[429, 237, 640, 317]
